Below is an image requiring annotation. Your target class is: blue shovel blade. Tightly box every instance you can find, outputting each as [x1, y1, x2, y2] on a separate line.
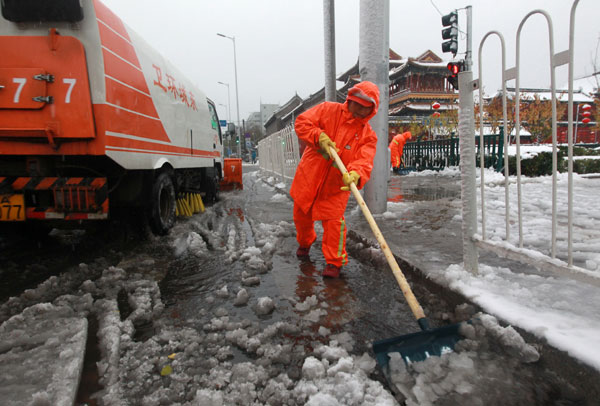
[373, 323, 463, 367]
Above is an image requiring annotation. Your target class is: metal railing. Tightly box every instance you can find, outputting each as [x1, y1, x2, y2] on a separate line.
[260, 127, 507, 178]
[475, 132, 505, 172]
[403, 137, 459, 170]
[402, 133, 504, 172]
[257, 125, 301, 183]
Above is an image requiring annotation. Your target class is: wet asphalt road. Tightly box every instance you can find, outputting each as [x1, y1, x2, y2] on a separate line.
[0, 164, 597, 405]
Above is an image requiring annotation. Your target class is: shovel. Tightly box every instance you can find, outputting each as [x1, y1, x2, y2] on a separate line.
[329, 147, 463, 368]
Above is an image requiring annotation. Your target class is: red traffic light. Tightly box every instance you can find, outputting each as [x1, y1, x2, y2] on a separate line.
[447, 62, 461, 76]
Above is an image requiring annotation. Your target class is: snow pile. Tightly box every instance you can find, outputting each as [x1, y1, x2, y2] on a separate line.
[0, 302, 89, 406]
[215, 285, 229, 299]
[406, 166, 461, 178]
[387, 312, 540, 406]
[233, 288, 249, 306]
[292, 342, 397, 406]
[356, 167, 600, 375]
[5, 162, 599, 405]
[253, 221, 295, 256]
[271, 193, 288, 202]
[224, 225, 239, 263]
[0, 261, 104, 324]
[173, 231, 208, 257]
[34, 255, 396, 405]
[295, 294, 318, 312]
[424, 262, 600, 371]
[187, 343, 396, 406]
[254, 296, 275, 315]
[240, 246, 268, 273]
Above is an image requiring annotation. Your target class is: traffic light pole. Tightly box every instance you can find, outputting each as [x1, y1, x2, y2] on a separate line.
[323, 0, 336, 102]
[458, 70, 478, 275]
[465, 5, 472, 71]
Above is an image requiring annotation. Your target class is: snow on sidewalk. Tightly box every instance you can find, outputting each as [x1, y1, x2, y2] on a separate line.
[367, 168, 600, 372]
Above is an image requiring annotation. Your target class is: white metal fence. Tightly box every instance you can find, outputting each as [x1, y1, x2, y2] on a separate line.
[257, 125, 301, 183]
[471, 0, 599, 286]
[256, 3, 597, 286]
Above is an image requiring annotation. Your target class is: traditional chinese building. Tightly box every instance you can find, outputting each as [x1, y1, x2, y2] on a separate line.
[336, 49, 458, 141]
[265, 49, 458, 141]
[387, 50, 458, 134]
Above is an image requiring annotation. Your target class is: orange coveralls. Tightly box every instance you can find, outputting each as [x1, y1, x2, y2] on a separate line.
[389, 131, 412, 169]
[290, 81, 380, 267]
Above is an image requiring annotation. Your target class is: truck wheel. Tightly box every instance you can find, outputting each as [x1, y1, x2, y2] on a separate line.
[148, 172, 176, 235]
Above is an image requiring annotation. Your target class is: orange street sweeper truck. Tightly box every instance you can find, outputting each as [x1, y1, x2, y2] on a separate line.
[0, 0, 224, 235]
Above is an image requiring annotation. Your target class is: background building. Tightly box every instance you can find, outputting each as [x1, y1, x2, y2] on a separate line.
[263, 51, 598, 144]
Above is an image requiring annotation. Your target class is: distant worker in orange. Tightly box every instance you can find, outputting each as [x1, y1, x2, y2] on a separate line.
[389, 131, 412, 173]
[290, 81, 380, 278]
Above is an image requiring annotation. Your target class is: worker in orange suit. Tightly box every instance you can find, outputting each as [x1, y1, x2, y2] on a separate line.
[389, 131, 412, 173]
[290, 81, 380, 278]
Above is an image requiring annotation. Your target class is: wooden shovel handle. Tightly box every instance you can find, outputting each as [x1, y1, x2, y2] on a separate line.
[330, 147, 427, 322]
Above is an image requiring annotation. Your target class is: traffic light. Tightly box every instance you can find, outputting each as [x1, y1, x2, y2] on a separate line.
[441, 11, 458, 55]
[446, 60, 463, 90]
[227, 123, 235, 138]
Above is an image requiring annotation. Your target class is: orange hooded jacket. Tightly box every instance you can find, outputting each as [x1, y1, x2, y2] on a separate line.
[290, 81, 380, 220]
[389, 131, 412, 167]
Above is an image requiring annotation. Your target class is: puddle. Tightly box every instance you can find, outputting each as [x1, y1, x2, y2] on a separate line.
[387, 175, 460, 202]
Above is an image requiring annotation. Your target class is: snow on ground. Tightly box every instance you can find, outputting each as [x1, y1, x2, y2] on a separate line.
[390, 167, 600, 373]
[1, 164, 599, 405]
[475, 169, 600, 270]
[386, 311, 541, 406]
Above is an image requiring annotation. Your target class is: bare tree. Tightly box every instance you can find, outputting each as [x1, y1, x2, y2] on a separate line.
[520, 94, 567, 143]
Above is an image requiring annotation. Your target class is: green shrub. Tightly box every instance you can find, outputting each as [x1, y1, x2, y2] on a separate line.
[573, 159, 600, 174]
[508, 151, 566, 177]
[559, 146, 600, 157]
[507, 147, 600, 176]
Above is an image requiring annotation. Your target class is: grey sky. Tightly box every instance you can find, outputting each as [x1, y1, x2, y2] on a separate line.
[101, 0, 599, 122]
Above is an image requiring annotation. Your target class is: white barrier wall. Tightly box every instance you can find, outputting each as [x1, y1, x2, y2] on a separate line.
[257, 125, 301, 183]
